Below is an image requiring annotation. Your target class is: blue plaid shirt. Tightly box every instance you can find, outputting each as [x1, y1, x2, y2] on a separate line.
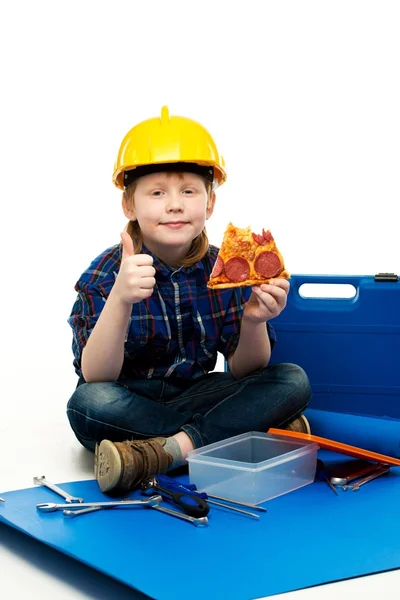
[68, 243, 276, 380]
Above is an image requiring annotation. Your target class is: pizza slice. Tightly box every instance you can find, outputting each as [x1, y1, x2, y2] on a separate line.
[207, 222, 290, 289]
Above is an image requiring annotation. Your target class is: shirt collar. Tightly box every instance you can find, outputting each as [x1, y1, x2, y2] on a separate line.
[119, 242, 205, 278]
[142, 242, 205, 275]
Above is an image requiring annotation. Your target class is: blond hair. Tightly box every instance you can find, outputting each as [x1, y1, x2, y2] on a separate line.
[122, 174, 213, 268]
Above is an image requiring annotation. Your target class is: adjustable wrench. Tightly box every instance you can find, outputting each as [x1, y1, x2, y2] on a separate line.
[33, 475, 84, 503]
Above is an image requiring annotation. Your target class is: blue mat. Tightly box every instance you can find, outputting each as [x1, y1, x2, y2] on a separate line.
[2, 274, 399, 598]
[1, 453, 400, 600]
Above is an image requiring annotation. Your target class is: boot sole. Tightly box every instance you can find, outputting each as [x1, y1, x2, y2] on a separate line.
[300, 415, 311, 435]
[95, 440, 123, 492]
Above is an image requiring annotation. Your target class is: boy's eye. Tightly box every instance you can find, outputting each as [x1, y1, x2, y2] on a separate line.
[183, 189, 195, 195]
[151, 190, 163, 196]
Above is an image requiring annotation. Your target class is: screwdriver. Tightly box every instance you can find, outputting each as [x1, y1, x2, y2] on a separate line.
[155, 474, 266, 515]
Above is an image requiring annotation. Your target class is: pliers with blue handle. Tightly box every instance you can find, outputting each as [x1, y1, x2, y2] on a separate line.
[140, 476, 210, 518]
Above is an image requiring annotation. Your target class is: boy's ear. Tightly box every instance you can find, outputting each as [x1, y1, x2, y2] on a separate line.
[122, 195, 136, 221]
[206, 192, 216, 220]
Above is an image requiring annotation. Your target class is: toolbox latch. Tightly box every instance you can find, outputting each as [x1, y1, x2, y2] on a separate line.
[374, 272, 399, 282]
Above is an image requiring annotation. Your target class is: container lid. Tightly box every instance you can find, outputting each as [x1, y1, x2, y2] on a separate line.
[268, 428, 400, 466]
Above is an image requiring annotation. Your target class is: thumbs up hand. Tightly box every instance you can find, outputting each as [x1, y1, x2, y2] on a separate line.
[121, 231, 135, 263]
[114, 232, 156, 305]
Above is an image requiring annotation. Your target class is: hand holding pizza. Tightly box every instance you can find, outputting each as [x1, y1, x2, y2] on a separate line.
[207, 221, 291, 323]
[243, 279, 290, 324]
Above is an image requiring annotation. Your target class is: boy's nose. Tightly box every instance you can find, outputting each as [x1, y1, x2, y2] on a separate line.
[166, 193, 184, 210]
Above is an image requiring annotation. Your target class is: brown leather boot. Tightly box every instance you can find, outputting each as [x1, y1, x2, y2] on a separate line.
[95, 438, 173, 493]
[284, 414, 311, 434]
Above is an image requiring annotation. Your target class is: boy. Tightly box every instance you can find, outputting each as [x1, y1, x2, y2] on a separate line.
[67, 106, 311, 493]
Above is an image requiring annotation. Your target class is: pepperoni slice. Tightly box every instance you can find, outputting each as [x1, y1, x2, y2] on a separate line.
[252, 232, 265, 245]
[211, 255, 224, 277]
[254, 251, 281, 278]
[262, 229, 274, 243]
[225, 257, 250, 282]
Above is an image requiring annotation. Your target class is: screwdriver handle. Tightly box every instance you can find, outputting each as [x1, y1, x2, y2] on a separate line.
[154, 475, 208, 499]
[156, 475, 197, 492]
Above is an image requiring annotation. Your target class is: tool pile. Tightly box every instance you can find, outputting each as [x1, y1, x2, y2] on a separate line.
[316, 459, 391, 496]
[33, 474, 267, 527]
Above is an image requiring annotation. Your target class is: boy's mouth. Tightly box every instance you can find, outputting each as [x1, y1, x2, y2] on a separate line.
[161, 221, 188, 229]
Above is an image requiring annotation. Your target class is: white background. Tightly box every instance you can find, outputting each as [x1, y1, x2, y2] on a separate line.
[0, 1, 399, 598]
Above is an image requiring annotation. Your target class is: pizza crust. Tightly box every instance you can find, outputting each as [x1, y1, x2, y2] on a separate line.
[207, 271, 290, 289]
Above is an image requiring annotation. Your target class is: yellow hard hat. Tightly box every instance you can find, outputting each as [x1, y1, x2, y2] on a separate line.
[113, 106, 227, 190]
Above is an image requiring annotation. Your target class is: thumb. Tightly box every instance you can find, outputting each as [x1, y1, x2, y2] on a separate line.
[120, 232, 134, 262]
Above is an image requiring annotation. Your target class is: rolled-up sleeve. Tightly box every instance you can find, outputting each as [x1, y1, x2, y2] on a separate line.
[68, 281, 108, 374]
[216, 288, 247, 359]
[216, 287, 276, 360]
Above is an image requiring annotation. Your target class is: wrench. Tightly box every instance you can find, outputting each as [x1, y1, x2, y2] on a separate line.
[63, 502, 208, 526]
[63, 506, 103, 517]
[37, 494, 162, 512]
[33, 475, 84, 503]
[342, 465, 390, 491]
[152, 504, 208, 527]
[63, 497, 134, 518]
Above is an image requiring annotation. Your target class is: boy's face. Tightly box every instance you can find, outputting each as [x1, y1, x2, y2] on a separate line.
[123, 171, 215, 261]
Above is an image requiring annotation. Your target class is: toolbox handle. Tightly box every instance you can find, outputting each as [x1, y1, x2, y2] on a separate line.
[289, 275, 361, 302]
[289, 273, 398, 303]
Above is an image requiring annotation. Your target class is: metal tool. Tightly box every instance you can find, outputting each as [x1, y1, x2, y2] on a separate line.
[63, 506, 103, 517]
[157, 475, 267, 512]
[342, 465, 390, 492]
[141, 476, 210, 518]
[152, 475, 260, 519]
[152, 504, 208, 526]
[329, 460, 383, 485]
[63, 502, 208, 526]
[202, 492, 267, 511]
[0, 497, 5, 502]
[322, 475, 339, 496]
[62, 497, 140, 518]
[315, 459, 339, 496]
[33, 475, 84, 503]
[37, 494, 162, 512]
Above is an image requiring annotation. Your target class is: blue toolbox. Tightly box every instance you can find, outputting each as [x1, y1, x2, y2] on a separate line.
[269, 274, 400, 456]
[1, 274, 400, 600]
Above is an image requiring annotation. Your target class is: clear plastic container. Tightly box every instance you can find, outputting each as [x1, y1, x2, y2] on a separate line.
[186, 431, 319, 504]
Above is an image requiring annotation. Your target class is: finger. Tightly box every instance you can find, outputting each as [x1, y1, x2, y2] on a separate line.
[260, 283, 288, 297]
[251, 286, 263, 294]
[121, 232, 134, 262]
[137, 265, 156, 277]
[139, 277, 156, 289]
[134, 254, 154, 267]
[261, 293, 278, 311]
[140, 288, 154, 299]
[259, 287, 287, 308]
[267, 279, 290, 293]
[251, 286, 275, 308]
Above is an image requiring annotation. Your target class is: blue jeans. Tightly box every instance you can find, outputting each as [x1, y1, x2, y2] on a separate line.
[67, 363, 311, 452]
